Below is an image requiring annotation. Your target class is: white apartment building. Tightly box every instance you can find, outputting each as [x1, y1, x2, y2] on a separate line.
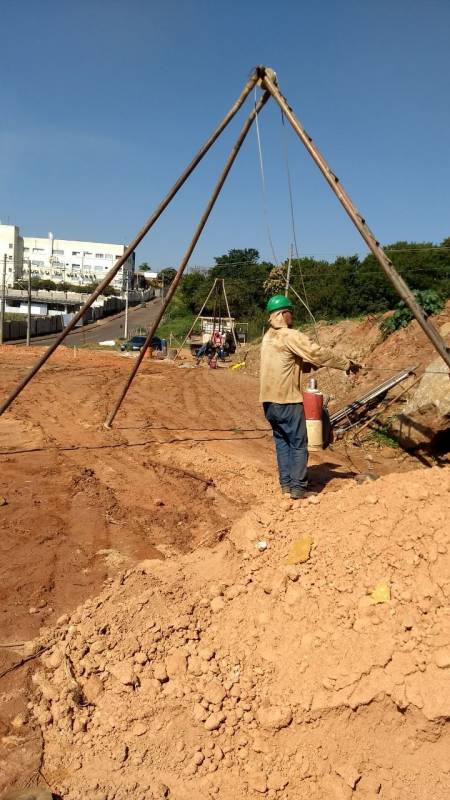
[0, 224, 24, 288]
[0, 222, 135, 291]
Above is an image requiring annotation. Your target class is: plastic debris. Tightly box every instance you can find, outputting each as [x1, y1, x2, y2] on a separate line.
[370, 581, 390, 604]
[286, 534, 313, 564]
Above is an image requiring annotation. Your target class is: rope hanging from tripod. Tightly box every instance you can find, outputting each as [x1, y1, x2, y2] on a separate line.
[280, 110, 318, 335]
[254, 88, 279, 267]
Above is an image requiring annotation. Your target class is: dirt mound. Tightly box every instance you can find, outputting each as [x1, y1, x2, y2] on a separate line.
[15, 464, 450, 800]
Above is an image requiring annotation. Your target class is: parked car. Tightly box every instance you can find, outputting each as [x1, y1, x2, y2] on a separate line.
[120, 335, 162, 352]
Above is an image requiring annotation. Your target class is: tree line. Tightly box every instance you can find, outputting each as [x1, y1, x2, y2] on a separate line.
[149, 238, 450, 338]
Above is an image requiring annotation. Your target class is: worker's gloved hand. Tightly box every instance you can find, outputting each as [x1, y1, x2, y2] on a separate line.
[346, 360, 362, 376]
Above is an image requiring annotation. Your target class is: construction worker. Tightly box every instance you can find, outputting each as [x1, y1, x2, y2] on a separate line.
[260, 294, 359, 500]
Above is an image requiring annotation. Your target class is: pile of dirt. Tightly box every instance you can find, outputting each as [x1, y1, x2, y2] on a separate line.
[15, 464, 450, 800]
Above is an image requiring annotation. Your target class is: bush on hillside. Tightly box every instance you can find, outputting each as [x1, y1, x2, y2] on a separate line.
[379, 289, 445, 339]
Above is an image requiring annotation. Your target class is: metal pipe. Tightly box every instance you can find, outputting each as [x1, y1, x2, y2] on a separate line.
[104, 91, 270, 428]
[330, 367, 416, 426]
[261, 69, 450, 371]
[352, 373, 422, 439]
[0, 70, 260, 418]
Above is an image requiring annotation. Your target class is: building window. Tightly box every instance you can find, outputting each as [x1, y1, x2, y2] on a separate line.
[83, 251, 92, 256]
[72, 251, 80, 256]
[24, 247, 30, 252]
[95, 253, 104, 259]
[32, 260, 44, 266]
[33, 247, 44, 253]
[72, 263, 81, 268]
[8, 243, 13, 249]
[53, 249, 64, 255]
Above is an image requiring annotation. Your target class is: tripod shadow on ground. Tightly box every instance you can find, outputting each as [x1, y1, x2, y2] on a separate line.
[307, 461, 356, 492]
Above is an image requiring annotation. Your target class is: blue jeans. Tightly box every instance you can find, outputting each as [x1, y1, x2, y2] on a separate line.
[263, 402, 308, 491]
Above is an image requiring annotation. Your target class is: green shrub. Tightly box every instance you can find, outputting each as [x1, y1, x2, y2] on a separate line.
[380, 290, 444, 339]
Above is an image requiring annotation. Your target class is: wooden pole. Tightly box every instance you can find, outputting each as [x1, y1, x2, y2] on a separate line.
[261, 69, 450, 371]
[103, 91, 271, 428]
[0, 70, 261, 417]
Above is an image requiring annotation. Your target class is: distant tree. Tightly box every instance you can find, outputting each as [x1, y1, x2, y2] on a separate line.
[159, 268, 177, 285]
[181, 271, 207, 312]
[209, 249, 273, 317]
[162, 239, 450, 337]
[29, 277, 59, 291]
[138, 262, 151, 272]
[211, 248, 260, 279]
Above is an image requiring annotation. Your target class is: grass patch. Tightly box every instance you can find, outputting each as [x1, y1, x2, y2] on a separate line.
[369, 423, 399, 449]
[156, 313, 193, 342]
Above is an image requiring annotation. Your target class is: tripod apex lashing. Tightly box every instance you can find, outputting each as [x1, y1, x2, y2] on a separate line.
[255, 65, 278, 86]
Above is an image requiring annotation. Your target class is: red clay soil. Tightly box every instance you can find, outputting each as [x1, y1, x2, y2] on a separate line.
[0, 342, 448, 798]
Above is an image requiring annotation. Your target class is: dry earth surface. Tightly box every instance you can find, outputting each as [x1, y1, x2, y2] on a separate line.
[0, 319, 449, 799]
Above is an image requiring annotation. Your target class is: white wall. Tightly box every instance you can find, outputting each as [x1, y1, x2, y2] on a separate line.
[4, 301, 48, 315]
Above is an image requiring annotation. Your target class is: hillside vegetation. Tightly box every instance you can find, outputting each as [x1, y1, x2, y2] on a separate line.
[157, 240, 450, 340]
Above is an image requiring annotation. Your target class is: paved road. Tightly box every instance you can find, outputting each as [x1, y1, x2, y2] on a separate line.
[10, 299, 163, 347]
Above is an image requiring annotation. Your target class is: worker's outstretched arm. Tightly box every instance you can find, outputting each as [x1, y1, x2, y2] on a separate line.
[285, 329, 350, 371]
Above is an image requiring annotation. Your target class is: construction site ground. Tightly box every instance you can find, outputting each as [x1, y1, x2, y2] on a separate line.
[0, 308, 449, 800]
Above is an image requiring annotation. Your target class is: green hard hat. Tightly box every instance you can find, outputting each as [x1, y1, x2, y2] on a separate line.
[266, 294, 294, 313]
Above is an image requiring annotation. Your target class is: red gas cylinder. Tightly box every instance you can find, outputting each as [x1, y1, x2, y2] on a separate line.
[303, 379, 324, 450]
[303, 389, 323, 420]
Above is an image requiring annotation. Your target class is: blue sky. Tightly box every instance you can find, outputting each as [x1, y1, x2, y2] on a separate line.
[1, 0, 449, 270]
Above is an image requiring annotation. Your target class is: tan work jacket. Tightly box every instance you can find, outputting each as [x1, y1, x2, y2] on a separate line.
[259, 326, 350, 404]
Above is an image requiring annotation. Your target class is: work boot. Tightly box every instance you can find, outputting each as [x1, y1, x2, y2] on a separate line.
[290, 488, 314, 500]
[280, 485, 291, 494]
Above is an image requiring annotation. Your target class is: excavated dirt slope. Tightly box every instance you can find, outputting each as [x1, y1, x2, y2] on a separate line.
[0, 340, 449, 799]
[17, 466, 450, 800]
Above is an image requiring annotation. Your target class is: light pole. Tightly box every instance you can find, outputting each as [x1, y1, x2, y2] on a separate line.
[0, 254, 6, 345]
[124, 265, 130, 340]
[26, 259, 32, 346]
